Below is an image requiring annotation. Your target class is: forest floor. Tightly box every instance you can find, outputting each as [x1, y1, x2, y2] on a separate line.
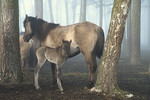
[0, 54, 150, 100]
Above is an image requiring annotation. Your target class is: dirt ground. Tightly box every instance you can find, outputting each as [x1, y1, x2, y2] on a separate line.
[0, 54, 150, 100]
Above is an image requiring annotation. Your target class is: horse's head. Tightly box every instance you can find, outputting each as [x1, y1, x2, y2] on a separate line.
[23, 15, 36, 42]
[62, 40, 72, 57]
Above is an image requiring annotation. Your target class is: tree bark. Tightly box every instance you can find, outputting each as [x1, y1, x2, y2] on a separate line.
[94, 0, 131, 94]
[130, 0, 141, 65]
[0, 0, 23, 84]
[80, 0, 86, 22]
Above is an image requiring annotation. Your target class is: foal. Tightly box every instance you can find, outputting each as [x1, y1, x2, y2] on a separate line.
[34, 40, 72, 94]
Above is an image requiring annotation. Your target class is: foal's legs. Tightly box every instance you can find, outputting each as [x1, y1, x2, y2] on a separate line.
[56, 64, 64, 94]
[34, 55, 46, 89]
[84, 54, 97, 88]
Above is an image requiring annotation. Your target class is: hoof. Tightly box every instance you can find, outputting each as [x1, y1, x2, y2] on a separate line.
[87, 83, 94, 89]
[36, 87, 41, 90]
[35, 86, 41, 90]
[51, 84, 57, 88]
[52, 80, 57, 87]
[84, 86, 88, 90]
[61, 91, 64, 94]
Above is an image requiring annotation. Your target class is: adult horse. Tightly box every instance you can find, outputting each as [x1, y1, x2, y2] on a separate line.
[20, 33, 40, 69]
[19, 34, 33, 69]
[23, 15, 105, 88]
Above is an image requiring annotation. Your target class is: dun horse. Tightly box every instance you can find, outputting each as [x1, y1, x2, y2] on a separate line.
[35, 40, 72, 94]
[19, 34, 33, 69]
[23, 15, 105, 88]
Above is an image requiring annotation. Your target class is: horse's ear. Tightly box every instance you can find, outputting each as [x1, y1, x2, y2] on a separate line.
[26, 14, 29, 21]
[69, 40, 72, 44]
[35, 15, 38, 19]
[62, 39, 65, 43]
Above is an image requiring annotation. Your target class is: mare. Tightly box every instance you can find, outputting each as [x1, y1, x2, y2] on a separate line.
[23, 15, 105, 88]
[35, 40, 72, 94]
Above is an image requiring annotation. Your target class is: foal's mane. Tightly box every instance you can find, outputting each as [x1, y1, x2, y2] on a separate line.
[25, 17, 59, 41]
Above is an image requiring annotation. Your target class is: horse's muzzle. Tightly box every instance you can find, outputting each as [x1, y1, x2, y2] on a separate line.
[23, 35, 31, 42]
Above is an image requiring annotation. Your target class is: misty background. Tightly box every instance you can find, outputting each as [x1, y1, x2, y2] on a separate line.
[19, 0, 150, 56]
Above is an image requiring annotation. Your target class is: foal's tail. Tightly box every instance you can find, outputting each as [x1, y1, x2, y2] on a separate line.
[95, 27, 105, 59]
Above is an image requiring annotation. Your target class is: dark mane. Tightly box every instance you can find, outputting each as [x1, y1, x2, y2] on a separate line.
[24, 17, 59, 41]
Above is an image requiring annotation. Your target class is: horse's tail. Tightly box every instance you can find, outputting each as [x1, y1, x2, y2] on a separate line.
[95, 27, 105, 59]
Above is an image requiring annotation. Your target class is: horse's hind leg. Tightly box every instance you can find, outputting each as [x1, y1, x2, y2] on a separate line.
[56, 64, 64, 94]
[51, 63, 57, 87]
[84, 54, 97, 88]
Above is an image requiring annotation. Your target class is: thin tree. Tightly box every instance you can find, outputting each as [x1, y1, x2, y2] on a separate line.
[65, 0, 69, 25]
[99, 0, 103, 27]
[148, 0, 150, 72]
[130, 0, 141, 65]
[93, 0, 131, 94]
[80, 0, 87, 22]
[148, 0, 150, 51]
[0, 0, 23, 84]
[48, 0, 54, 22]
[126, 8, 132, 59]
[34, 0, 43, 18]
[72, 0, 77, 23]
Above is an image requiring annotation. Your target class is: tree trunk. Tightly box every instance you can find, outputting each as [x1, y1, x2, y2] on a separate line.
[148, 1, 150, 51]
[121, 31, 127, 57]
[130, 0, 141, 65]
[34, 0, 43, 18]
[48, 0, 54, 22]
[94, 0, 131, 94]
[148, 62, 150, 73]
[80, 0, 86, 22]
[126, 9, 132, 59]
[0, 0, 23, 84]
[99, 0, 103, 27]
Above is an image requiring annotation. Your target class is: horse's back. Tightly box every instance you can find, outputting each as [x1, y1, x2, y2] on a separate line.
[43, 21, 104, 58]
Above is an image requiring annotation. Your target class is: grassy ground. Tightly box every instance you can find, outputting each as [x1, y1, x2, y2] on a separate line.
[0, 54, 150, 100]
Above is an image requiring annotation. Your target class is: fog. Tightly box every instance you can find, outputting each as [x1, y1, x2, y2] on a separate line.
[19, 0, 150, 56]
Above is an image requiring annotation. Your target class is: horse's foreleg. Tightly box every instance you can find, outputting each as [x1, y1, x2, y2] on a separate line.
[84, 54, 97, 89]
[51, 63, 57, 87]
[34, 65, 40, 89]
[56, 65, 64, 94]
[21, 56, 26, 70]
[34, 57, 46, 89]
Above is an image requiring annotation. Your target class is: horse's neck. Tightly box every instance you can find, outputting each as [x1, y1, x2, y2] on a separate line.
[33, 23, 47, 41]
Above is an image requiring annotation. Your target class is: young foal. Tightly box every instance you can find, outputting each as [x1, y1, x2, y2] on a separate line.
[34, 40, 72, 94]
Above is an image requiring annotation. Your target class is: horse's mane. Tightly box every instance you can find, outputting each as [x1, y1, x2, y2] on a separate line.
[25, 17, 59, 41]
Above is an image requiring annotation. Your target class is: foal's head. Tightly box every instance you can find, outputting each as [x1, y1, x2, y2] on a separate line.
[62, 40, 72, 57]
